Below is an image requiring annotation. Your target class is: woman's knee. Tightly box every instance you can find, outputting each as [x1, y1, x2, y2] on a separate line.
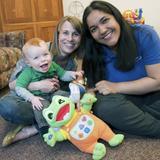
[93, 94, 160, 137]
[0, 95, 34, 124]
[93, 93, 138, 127]
[93, 94, 126, 116]
[0, 96, 16, 116]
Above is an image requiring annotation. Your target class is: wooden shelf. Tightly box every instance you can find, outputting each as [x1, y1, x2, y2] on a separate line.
[0, 0, 63, 42]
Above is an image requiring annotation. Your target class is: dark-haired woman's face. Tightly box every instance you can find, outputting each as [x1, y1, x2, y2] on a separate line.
[87, 10, 120, 47]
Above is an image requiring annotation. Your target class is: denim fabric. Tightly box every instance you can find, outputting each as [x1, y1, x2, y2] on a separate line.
[0, 90, 69, 125]
[0, 92, 35, 125]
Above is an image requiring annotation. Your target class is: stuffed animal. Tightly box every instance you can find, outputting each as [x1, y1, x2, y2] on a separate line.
[42, 93, 124, 160]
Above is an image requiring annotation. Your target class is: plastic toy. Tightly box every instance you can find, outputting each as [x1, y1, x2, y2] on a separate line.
[69, 74, 86, 103]
[42, 93, 124, 160]
[122, 8, 145, 24]
[69, 73, 86, 110]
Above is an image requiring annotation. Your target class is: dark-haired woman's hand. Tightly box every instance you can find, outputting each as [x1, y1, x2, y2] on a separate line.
[95, 80, 117, 95]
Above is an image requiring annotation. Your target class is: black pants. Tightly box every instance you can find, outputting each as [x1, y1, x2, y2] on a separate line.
[93, 91, 160, 138]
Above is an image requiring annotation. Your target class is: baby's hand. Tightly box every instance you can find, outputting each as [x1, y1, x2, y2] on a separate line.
[31, 96, 44, 110]
[74, 70, 84, 80]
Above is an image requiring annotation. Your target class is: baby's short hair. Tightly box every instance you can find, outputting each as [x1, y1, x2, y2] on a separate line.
[22, 38, 47, 56]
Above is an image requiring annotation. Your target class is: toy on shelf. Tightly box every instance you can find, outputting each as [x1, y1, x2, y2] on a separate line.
[122, 8, 145, 24]
[42, 93, 124, 160]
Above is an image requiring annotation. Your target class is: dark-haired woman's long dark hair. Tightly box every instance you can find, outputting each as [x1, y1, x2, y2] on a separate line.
[82, 0, 137, 88]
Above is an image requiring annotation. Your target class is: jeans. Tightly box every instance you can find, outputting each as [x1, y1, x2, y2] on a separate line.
[93, 91, 160, 138]
[0, 93, 34, 125]
[0, 90, 69, 126]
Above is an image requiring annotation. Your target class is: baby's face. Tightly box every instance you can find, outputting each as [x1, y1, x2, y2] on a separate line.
[25, 43, 52, 73]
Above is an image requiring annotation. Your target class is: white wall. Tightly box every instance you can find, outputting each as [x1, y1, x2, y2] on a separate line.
[62, 0, 92, 18]
[62, 0, 160, 35]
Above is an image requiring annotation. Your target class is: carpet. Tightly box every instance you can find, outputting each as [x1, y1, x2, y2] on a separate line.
[0, 117, 160, 160]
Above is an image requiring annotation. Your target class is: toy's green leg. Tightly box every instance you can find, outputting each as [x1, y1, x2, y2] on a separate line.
[108, 134, 124, 147]
[92, 143, 106, 160]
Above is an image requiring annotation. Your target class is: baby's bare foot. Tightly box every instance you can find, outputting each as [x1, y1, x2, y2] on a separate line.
[14, 125, 38, 142]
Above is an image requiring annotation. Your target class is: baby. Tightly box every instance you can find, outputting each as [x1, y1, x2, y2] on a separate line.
[15, 38, 83, 136]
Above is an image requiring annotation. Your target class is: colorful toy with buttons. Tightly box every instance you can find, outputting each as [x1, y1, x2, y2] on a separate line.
[42, 93, 124, 160]
[122, 8, 145, 24]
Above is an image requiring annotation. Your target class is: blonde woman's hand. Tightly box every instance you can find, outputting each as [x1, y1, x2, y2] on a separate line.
[95, 80, 117, 95]
[28, 78, 60, 93]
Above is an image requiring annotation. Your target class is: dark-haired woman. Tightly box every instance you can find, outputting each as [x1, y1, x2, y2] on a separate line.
[82, 1, 160, 137]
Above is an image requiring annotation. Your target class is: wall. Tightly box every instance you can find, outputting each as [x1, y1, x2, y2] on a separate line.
[62, 0, 160, 35]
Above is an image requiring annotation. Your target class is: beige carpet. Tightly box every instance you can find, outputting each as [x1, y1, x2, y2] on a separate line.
[0, 117, 160, 160]
[0, 88, 160, 160]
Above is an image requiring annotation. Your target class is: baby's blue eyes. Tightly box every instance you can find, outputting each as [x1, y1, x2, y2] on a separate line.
[44, 53, 49, 56]
[33, 53, 49, 60]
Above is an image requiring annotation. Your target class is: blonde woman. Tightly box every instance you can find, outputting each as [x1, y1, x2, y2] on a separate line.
[0, 16, 83, 146]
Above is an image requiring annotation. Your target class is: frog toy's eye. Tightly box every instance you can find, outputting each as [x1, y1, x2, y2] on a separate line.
[58, 99, 65, 104]
[48, 113, 53, 119]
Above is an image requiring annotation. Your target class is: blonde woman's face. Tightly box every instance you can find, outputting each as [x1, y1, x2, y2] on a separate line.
[58, 21, 81, 56]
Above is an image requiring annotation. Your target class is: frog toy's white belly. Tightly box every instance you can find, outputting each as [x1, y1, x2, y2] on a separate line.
[69, 115, 94, 140]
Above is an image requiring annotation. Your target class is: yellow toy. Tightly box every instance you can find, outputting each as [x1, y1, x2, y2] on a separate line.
[122, 8, 145, 24]
[42, 93, 124, 160]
